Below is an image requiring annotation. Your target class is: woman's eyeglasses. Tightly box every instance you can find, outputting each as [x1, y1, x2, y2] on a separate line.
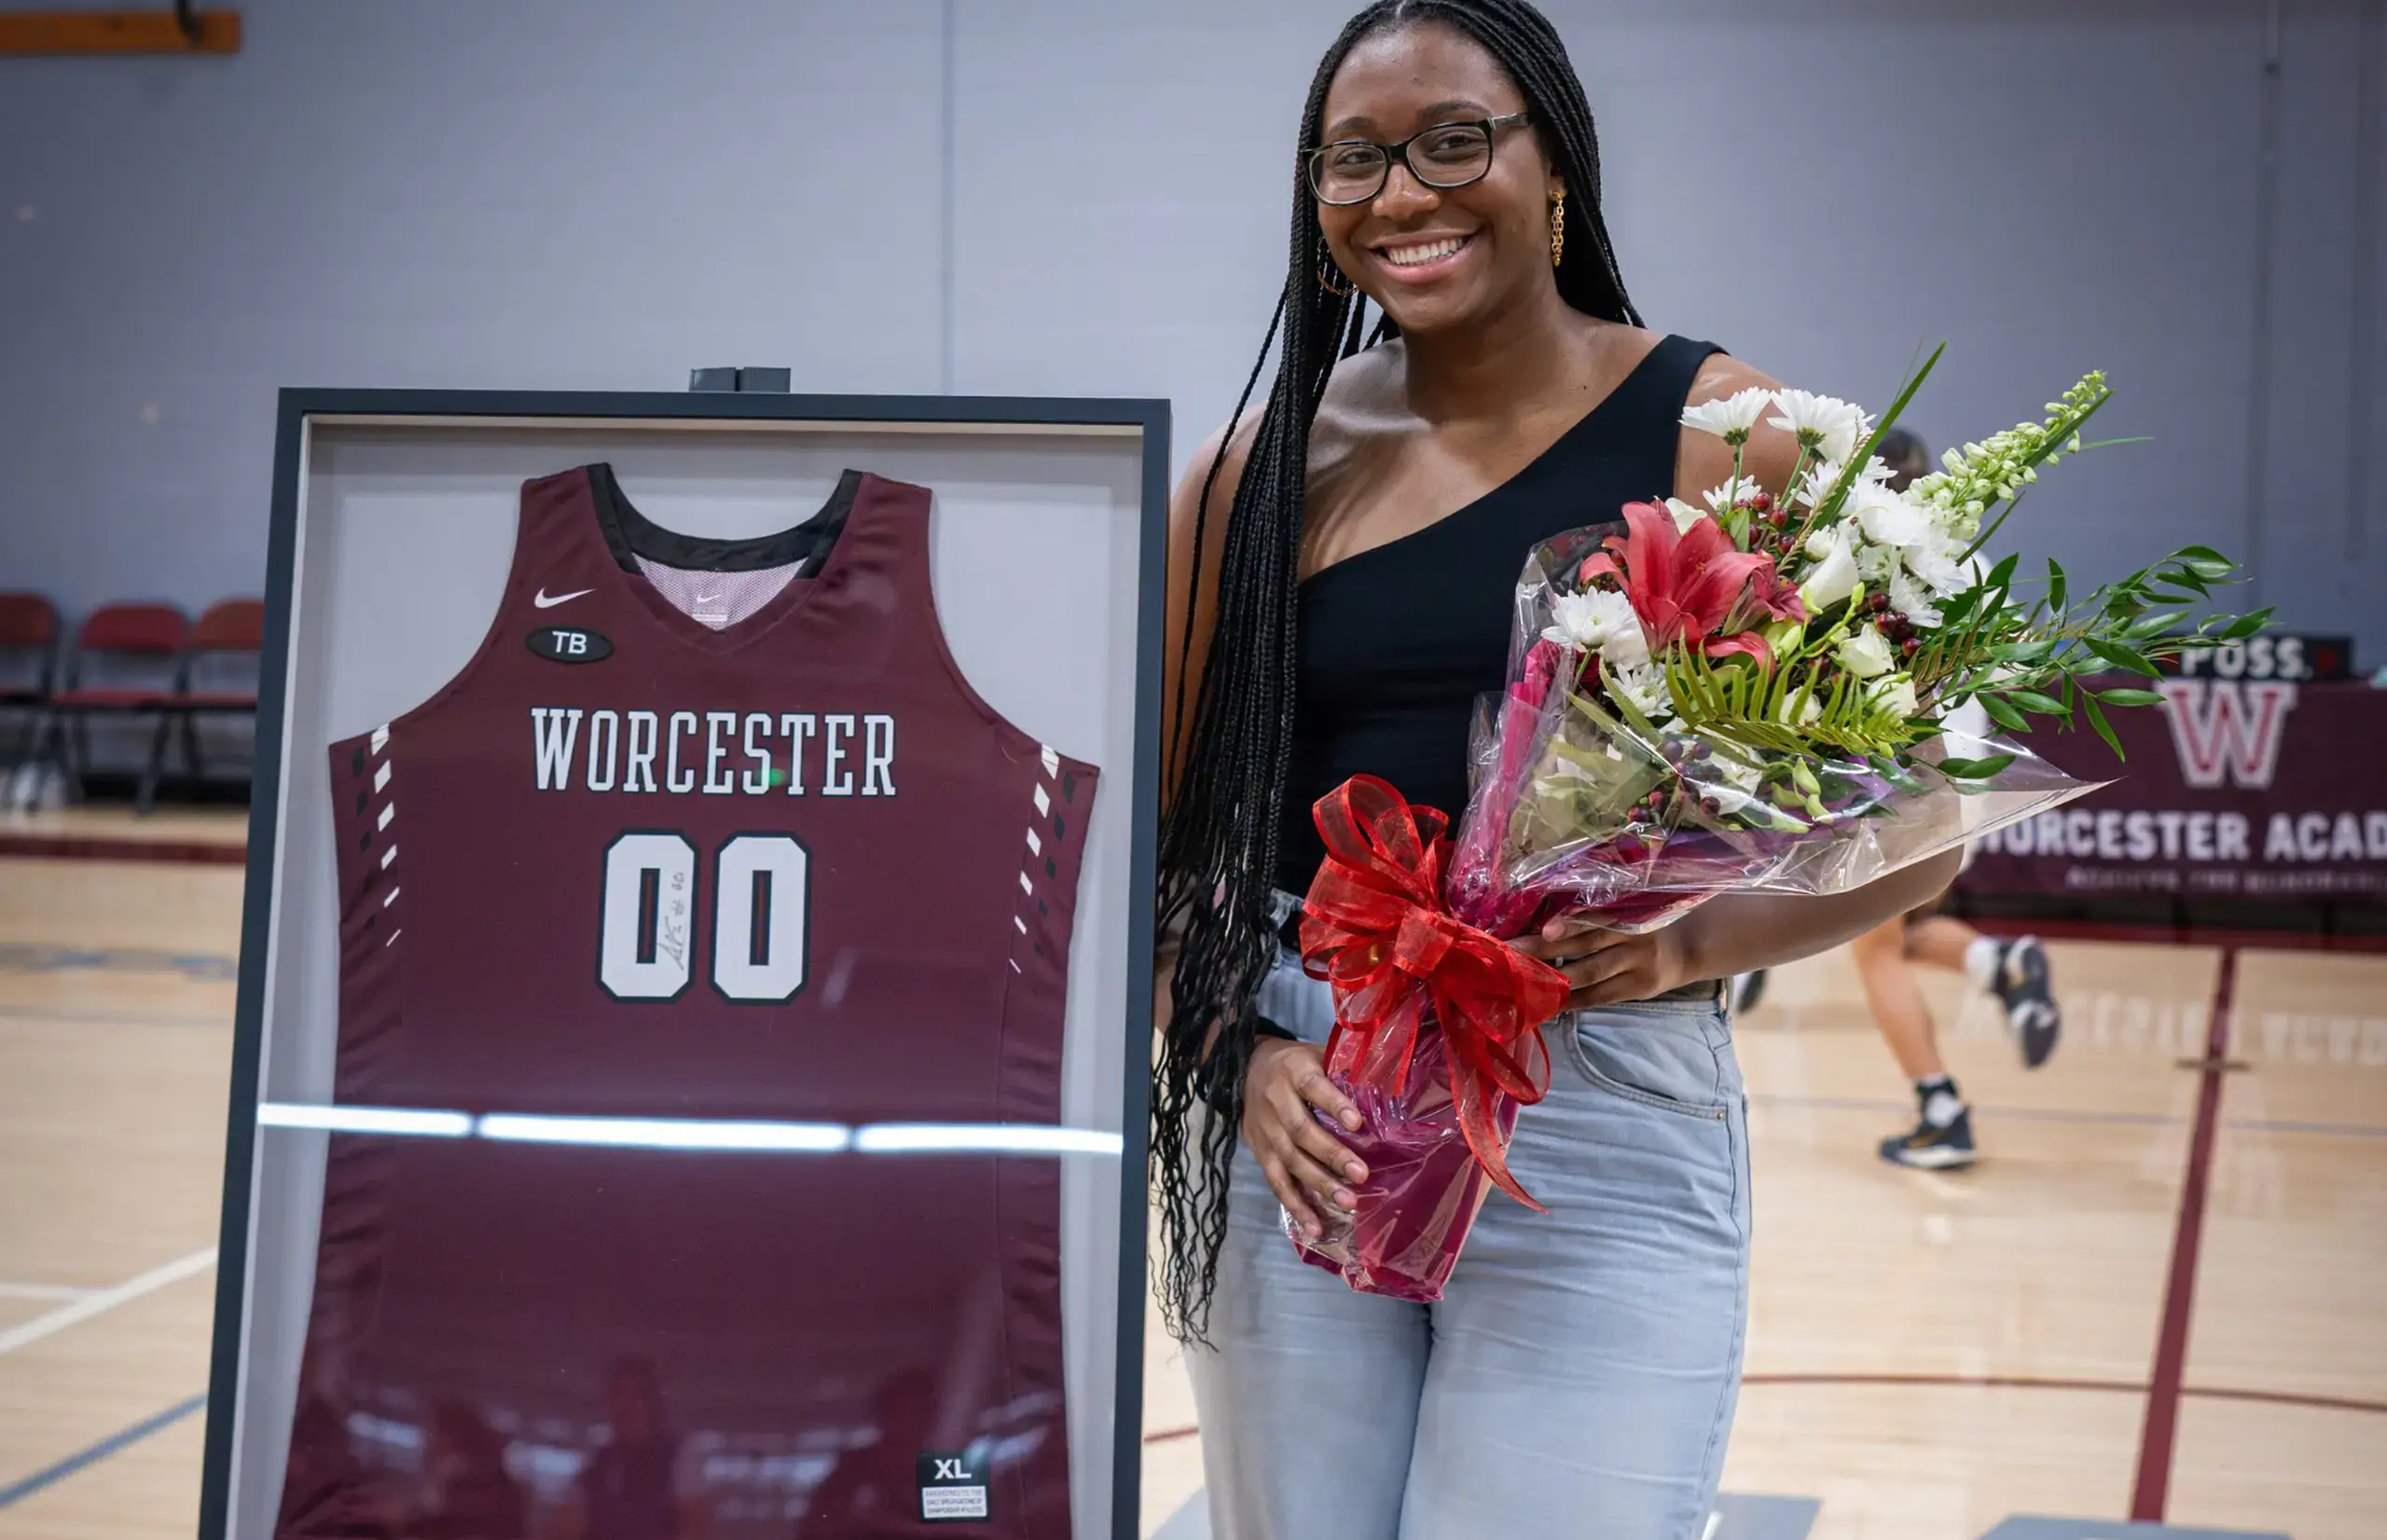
[1304, 113, 1531, 207]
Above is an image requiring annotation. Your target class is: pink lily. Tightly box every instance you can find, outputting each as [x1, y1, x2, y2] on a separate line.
[1737, 559, 1809, 626]
[1588, 501, 1773, 648]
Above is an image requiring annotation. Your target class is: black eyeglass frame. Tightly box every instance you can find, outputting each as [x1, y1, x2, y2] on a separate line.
[1304, 112, 1533, 207]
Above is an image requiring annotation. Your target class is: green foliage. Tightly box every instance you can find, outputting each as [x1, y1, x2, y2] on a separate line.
[1659, 644, 1921, 759]
[1911, 543, 2266, 753]
[1936, 752, 2019, 780]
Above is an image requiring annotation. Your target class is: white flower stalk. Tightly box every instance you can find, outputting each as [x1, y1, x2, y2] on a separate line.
[1834, 625, 1896, 679]
[1663, 497, 1708, 534]
[1799, 526, 1863, 610]
[1910, 372, 2109, 540]
[1679, 387, 1774, 445]
[1704, 474, 1766, 514]
[1767, 389, 1868, 463]
[1544, 587, 1650, 668]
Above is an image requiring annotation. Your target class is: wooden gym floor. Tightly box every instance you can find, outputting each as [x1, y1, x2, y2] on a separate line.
[1, 809, 2380, 1538]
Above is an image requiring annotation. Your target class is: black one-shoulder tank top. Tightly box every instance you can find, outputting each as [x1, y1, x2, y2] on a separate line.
[1275, 332, 1723, 895]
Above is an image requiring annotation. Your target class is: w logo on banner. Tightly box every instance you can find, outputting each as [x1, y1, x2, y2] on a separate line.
[2158, 680, 2297, 789]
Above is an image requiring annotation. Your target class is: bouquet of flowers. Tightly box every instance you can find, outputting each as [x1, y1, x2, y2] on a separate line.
[1290, 351, 2269, 1299]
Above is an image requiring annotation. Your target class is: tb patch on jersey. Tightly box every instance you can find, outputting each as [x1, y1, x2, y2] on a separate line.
[526, 625, 613, 664]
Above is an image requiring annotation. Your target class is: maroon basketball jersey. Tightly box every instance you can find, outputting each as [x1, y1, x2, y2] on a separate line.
[278, 465, 1097, 1538]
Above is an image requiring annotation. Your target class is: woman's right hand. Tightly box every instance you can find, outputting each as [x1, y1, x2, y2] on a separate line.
[1242, 1037, 1369, 1239]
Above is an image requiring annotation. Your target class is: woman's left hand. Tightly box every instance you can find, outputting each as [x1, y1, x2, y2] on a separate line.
[1511, 914, 1697, 1009]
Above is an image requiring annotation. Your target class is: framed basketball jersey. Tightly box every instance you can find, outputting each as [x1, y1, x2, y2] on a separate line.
[200, 392, 1167, 1540]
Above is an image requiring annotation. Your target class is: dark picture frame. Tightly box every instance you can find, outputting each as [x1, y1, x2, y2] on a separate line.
[198, 388, 1170, 1540]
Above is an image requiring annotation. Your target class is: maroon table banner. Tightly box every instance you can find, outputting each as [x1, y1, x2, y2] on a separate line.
[1959, 679, 2387, 903]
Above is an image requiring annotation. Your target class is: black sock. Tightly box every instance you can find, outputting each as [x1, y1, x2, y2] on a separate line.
[1914, 1074, 1965, 1129]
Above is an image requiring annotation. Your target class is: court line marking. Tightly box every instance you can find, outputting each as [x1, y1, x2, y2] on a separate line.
[0, 1282, 92, 1301]
[2130, 946, 2237, 1522]
[0, 1391, 207, 1509]
[0, 943, 238, 979]
[0, 1008, 235, 1030]
[1754, 1096, 2387, 1140]
[1736, 1371, 2387, 1419]
[1139, 1373, 2387, 1454]
[0, 1248, 216, 1356]
[1749, 1093, 2182, 1128]
[2227, 1117, 2387, 1137]
[1950, 914, 2387, 956]
[0, 833, 246, 865]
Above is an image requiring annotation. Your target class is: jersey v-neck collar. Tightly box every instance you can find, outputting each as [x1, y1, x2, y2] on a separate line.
[577, 463, 867, 652]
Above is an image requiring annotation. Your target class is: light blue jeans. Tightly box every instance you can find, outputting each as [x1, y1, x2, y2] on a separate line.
[1186, 946, 1751, 1540]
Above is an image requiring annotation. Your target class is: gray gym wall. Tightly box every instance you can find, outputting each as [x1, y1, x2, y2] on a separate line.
[2, 0, 2381, 655]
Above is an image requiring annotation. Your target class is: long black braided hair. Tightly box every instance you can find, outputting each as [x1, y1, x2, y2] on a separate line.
[1153, 0, 1641, 1341]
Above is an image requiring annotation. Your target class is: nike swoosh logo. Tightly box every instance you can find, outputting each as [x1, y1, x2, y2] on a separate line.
[533, 587, 593, 609]
[694, 593, 724, 605]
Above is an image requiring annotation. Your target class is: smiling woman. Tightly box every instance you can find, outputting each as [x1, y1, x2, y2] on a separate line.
[1152, 2, 1966, 1536]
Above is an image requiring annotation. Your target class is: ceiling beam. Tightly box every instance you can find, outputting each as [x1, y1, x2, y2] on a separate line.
[0, 9, 241, 56]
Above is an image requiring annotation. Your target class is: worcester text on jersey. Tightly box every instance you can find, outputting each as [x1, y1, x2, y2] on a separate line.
[529, 708, 898, 797]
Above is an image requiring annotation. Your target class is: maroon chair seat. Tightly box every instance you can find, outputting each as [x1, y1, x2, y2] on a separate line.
[0, 593, 59, 767]
[50, 684, 184, 709]
[164, 598, 269, 801]
[42, 601, 188, 811]
[178, 688, 261, 710]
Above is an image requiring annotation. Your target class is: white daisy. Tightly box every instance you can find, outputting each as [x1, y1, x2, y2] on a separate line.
[1796, 450, 1896, 515]
[1703, 474, 1766, 514]
[1887, 562, 1942, 628]
[1768, 389, 1868, 463]
[1606, 658, 1674, 719]
[1679, 387, 1775, 445]
[1543, 587, 1649, 668]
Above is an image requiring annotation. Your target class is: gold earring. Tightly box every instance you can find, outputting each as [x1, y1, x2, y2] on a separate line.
[1550, 192, 1566, 268]
[1318, 243, 1356, 296]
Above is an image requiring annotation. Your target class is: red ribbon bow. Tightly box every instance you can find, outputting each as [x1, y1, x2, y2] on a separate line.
[1298, 776, 1571, 1211]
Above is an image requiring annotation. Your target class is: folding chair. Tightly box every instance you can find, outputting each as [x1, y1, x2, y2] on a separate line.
[0, 592, 59, 773]
[43, 602, 188, 813]
[172, 598, 267, 794]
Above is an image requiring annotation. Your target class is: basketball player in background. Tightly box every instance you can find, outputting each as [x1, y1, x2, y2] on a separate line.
[1859, 427, 2063, 1170]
